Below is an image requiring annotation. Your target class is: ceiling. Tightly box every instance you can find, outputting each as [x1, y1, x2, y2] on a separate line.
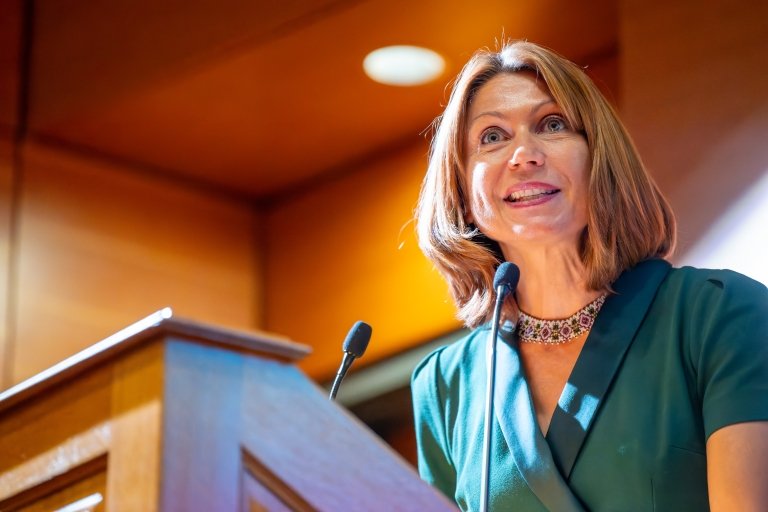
[19, 0, 616, 203]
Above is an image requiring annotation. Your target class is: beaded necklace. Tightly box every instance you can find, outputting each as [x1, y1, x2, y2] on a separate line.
[517, 294, 607, 344]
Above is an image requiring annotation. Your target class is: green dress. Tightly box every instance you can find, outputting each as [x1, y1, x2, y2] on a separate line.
[412, 260, 768, 511]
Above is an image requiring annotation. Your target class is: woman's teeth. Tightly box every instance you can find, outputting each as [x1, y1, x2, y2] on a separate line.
[506, 189, 559, 202]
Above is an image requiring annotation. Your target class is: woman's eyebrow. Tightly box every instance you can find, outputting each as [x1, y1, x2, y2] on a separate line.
[469, 110, 505, 124]
[469, 99, 557, 125]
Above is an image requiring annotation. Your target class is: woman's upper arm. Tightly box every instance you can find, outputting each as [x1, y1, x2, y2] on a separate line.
[687, 272, 768, 509]
[707, 421, 768, 511]
[411, 349, 457, 499]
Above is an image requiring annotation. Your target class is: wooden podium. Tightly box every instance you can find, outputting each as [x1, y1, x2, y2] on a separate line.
[0, 309, 456, 511]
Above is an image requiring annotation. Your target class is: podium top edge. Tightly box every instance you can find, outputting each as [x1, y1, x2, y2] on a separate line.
[0, 309, 312, 414]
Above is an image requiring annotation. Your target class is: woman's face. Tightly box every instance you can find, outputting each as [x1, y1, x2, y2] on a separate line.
[463, 72, 590, 254]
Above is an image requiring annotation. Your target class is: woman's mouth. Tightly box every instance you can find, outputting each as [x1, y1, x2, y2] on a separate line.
[504, 188, 560, 203]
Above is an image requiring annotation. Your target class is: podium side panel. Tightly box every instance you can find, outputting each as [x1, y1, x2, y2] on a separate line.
[239, 357, 457, 511]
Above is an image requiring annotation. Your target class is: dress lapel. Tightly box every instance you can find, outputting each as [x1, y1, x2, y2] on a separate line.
[495, 331, 586, 512]
[545, 259, 672, 479]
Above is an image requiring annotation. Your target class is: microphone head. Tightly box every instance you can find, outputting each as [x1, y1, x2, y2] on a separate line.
[342, 321, 372, 358]
[493, 262, 520, 294]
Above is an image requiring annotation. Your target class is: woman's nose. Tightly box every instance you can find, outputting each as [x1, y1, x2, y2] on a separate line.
[508, 139, 544, 168]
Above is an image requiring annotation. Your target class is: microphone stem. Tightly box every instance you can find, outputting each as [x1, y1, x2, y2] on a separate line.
[480, 285, 508, 512]
[329, 352, 355, 401]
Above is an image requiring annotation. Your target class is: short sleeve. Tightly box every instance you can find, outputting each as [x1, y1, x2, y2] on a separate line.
[688, 271, 768, 439]
[411, 349, 457, 501]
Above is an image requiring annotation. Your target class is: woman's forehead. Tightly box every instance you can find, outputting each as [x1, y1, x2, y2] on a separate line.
[468, 72, 554, 118]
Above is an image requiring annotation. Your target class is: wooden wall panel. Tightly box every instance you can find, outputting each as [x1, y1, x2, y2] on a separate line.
[620, 0, 768, 256]
[10, 141, 263, 384]
[265, 142, 461, 380]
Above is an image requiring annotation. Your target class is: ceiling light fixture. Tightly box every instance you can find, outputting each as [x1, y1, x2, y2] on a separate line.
[363, 45, 445, 86]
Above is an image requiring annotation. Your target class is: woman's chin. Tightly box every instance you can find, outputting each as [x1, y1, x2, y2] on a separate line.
[497, 225, 585, 252]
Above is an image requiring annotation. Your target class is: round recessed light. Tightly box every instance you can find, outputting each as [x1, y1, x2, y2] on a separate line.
[363, 45, 445, 86]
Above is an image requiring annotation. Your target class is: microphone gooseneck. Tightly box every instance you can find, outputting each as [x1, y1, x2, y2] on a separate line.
[329, 321, 372, 401]
[480, 262, 520, 512]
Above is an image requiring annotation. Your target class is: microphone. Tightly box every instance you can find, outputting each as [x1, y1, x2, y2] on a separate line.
[328, 321, 372, 401]
[480, 262, 520, 512]
[493, 262, 520, 303]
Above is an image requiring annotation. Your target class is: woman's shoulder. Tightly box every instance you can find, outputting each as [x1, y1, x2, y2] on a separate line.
[662, 265, 767, 303]
[659, 266, 768, 438]
[654, 265, 768, 354]
[668, 265, 765, 288]
[411, 327, 488, 386]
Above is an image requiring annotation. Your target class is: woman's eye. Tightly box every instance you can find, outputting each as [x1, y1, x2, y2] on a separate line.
[480, 128, 506, 144]
[540, 115, 568, 133]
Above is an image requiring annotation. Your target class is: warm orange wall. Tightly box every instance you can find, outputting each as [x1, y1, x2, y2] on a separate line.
[583, 50, 620, 108]
[620, 0, 768, 257]
[264, 141, 461, 380]
[8, 141, 263, 384]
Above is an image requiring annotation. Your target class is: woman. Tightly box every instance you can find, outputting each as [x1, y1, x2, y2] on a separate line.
[411, 41, 768, 511]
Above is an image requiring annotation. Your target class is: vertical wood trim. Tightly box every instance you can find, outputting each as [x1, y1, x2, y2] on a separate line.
[106, 342, 164, 512]
[0, 143, 14, 390]
[160, 339, 242, 512]
[0, 0, 32, 390]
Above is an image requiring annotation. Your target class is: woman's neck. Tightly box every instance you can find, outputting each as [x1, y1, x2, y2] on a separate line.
[501, 243, 603, 319]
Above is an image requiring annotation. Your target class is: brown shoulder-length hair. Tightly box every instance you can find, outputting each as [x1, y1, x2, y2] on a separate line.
[415, 41, 676, 328]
